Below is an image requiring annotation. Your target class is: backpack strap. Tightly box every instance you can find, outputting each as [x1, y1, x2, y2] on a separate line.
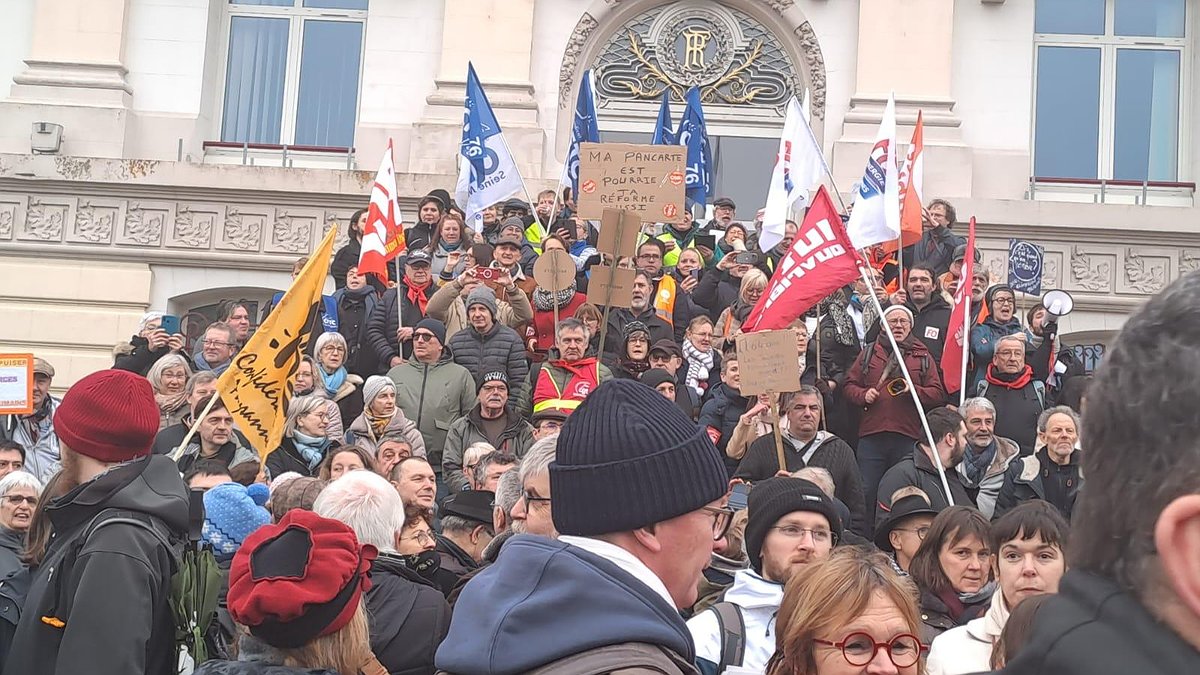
[1032, 380, 1046, 408]
[711, 601, 746, 672]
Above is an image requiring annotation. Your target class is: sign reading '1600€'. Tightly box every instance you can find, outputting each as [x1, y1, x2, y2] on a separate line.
[577, 142, 687, 223]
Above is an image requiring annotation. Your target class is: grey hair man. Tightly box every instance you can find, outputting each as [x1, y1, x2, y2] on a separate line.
[509, 435, 559, 539]
[977, 333, 1047, 454]
[314, 470, 450, 674]
[994, 405, 1081, 522]
[472, 451, 517, 493]
[956, 397, 1020, 519]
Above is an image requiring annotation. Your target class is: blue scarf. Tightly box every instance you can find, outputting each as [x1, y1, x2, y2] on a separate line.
[292, 430, 331, 470]
[439, 240, 462, 252]
[318, 365, 347, 397]
[961, 439, 997, 484]
[193, 352, 230, 376]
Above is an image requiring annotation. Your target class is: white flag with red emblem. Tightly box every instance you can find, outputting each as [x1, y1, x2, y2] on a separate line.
[358, 140, 405, 280]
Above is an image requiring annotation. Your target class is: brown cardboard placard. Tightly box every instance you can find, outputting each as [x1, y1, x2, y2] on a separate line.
[587, 264, 636, 308]
[577, 142, 687, 223]
[595, 208, 643, 260]
[533, 249, 576, 292]
[735, 330, 802, 396]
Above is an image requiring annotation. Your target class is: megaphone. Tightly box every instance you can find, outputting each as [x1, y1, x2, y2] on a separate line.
[1042, 289, 1074, 318]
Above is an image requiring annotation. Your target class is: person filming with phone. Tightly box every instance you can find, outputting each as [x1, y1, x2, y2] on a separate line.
[113, 311, 186, 376]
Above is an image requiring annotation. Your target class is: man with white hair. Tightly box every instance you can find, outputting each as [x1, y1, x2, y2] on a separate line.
[313, 470, 449, 674]
[976, 332, 1047, 455]
[956, 397, 1020, 519]
[509, 434, 559, 539]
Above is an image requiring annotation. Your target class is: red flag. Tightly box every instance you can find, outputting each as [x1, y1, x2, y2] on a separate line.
[941, 217, 977, 395]
[887, 110, 925, 254]
[742, 186, 865, 332]
[358, 140, 402, 280]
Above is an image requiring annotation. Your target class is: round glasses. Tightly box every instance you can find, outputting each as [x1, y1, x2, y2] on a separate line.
[814, 632, 926, 668]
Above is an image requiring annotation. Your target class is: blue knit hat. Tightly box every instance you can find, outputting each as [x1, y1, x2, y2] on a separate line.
[202, 482, 272, 562]
[550, 379, 728, 536]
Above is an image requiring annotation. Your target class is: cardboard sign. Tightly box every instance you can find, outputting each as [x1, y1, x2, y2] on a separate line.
[735, 330, 802, 396]
[0, 354, 34, 415]
[533, 249, 576, 292]
[577, 143, 686, 223]
[588, 265, 635, 308]
[595, 208, 643, 260]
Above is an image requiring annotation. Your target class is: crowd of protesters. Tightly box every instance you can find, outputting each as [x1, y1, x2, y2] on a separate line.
[0, 188, 1195, 675]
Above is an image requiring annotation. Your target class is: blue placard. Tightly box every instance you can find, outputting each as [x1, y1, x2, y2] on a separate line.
[1008, 239, 1044, 295]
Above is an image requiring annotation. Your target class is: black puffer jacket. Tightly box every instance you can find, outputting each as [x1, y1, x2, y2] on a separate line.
[113, 334, 173, 376]
[692, 269, 742, 322]
[366, 552, 451, 675]
[447, 323, 528, 389]
[909, 294, 952, 365]
[366, 283, 434, 364]
[698, 382, 751, 477]
[332, 286, 379, 377]
[5, 454, 188, 675]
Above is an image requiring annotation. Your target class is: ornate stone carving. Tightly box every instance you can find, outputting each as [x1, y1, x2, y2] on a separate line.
[54, 156, 92, 181]
[1180, 249, 1200, 275]
[559, 12, 601, 108]
[270, 211, 312, 254]
[0, 206, 14, 240]
[1041, 254, 1060, 290]
[765, 0, 795, 10]
[220, 208, 263, 251]
[169, 205, 213, 249]
[1123, 249, 1167, 295]
[1069, 246, 1112, 292]
[22, 199, 65, 241]
[72, 200, 116, 244]
[325, 212, 350, 250]
[121, 202, 165, 246]
[793, 21, 827, 121]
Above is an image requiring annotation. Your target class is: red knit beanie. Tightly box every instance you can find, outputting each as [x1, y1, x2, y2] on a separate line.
[54, 369, 160, 463]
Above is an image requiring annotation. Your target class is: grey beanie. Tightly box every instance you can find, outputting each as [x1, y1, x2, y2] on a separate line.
[465, 286, 498, 318]
[550, 379, 728, 536]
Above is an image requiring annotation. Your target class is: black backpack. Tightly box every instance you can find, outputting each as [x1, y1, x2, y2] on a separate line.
[710, 601, 746, 672]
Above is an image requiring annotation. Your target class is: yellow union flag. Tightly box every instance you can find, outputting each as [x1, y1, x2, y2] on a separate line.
[217, 226, 337, 461]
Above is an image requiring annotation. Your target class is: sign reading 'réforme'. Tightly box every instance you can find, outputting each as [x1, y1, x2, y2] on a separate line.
[576, 142, 686, 223]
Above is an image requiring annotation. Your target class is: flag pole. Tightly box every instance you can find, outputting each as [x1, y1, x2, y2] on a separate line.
[857, 265, 954, 506]
[170, 393, 219, 462]
[960, 294, 971, 407]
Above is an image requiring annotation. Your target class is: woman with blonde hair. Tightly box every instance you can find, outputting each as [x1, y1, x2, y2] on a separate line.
[146, 353, 192, 429]
[195, 509, 381, 675]
[769, 546, 927, 675]
[716, 268, 768, 350]
[318, 445, 378, 482]
[266, 395, 336, 479]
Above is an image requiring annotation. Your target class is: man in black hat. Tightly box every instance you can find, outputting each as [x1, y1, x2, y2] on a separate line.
[441, 371, 533, 494]
[873, 489, 938, 575]
[437, 490, 496, 590]
[501, 197, 531, 221]
[438, 379, 731, 674]
[706, 196, 737, 231]
[688, 477, 842, 673]
[529, 408, 566, 441]
[647, 339, 698, 418]
[366, 249, 435, 367]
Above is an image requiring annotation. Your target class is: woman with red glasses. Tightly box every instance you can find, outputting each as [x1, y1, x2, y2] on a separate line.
[769, 546, 927, 674]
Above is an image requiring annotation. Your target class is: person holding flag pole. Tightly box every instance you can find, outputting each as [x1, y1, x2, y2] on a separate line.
[172, 226, 339, 464]
[941, 217, 978, 407]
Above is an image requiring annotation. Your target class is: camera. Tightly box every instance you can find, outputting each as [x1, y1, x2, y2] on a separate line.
[476, 267, 502, 282]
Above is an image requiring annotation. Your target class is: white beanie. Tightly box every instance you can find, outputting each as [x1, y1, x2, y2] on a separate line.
[363, 375, 395, 406]
[882, 304, 914, 324]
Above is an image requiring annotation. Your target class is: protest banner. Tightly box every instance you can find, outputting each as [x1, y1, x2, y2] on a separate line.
[736, 330, 801, 472]
[1008, 238, 1045, 296]
[596, 208, 643, 262]
[0, 354, 33, 415]
[576, 142, 686, 223]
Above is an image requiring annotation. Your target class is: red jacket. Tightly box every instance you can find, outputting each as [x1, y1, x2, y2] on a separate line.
[843, 338, 945, 440]
[527, 292, 588, 359]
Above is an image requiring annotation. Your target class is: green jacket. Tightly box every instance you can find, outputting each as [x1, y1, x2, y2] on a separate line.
[441, 405, 535, 493]
[389, 356, 477, 470]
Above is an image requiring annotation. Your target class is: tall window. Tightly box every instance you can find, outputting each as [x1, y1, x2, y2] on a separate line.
[1033, 0, 1186, 182]
[221, 0, 366, 148]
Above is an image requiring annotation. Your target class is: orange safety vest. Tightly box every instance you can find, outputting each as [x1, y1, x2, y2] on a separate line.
[654, 275, 677, 326]
[532, 358, 600, 415]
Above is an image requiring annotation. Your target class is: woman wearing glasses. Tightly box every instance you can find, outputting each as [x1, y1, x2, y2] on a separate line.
[310, 332, 364, 425]
[769, 546, 927, 674]
[145, 353, 192, 430]
[0, 471, 42, 580]
[265, 395, 337, 479]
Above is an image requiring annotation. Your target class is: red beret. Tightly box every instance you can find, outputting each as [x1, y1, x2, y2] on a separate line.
[226, 509, 376, 648]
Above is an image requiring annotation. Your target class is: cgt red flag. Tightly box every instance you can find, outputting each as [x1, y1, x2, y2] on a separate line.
[358, 139, 404, 280]
[742, 186, 865, 332]
[941, 216, 977, 396]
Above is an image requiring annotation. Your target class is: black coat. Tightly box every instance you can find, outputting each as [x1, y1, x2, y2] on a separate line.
[112, 335, 171, 376]
[875, 445, 975, 523]
[698, 382, 751, 476]
[265, 436, 329, 479]
[0, 528, 24, 583]
[917, 587, 991, 644]
[332, 286, 379, 377]
[5, 455, 188, 675]
[998, 570, 1200, 675]
[692, 269, 741, 322]
[152, 418, 251, 457]
[980, 376, 1047, 455]
[365, 553, 451, 675]
[993, 449, 1082, 521]
[909, 295, 952, 366]
[366, 283, 434, 364]
[602, 307, 674, 359]
[734, 433, 867, 537]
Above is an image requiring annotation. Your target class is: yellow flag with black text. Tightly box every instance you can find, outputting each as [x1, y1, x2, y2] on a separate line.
[216, 226, 337, 461]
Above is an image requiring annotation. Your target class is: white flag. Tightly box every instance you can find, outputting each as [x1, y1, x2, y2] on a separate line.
[846, 94, 901, 251]
[454, 63, 527, 228]
[760, 97, 826, 253]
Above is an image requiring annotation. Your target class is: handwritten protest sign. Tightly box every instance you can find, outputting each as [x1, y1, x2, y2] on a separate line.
[0, 354, 33, 415]
[1008, 239, 1044, 296]
[577, 142, 686, 222]
[736, 330, 802, 396]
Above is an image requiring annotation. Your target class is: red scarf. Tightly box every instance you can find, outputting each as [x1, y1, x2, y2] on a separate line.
[984, 363, 1033, 389]
[406, 280, 431, 315]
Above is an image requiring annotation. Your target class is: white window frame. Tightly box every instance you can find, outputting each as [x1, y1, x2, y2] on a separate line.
[1031, 0, 1190, 183]
[214, 0, 368, 148]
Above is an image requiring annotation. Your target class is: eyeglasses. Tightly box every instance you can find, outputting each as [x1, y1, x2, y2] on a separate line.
[202, 339, 233, 347]
[770, 525, 835, 545]
[701, 505, 734, 541]
[892, 526, 930, 540]
[814, 632, 926, 668]
[320, 345, 345, 354]
[413, 332, 438, 343]
[637, 252, 662, 260]
[536, 420, 563, 432]
[992, 297, 1015, 306]
[521, 490, 551, 509]
[3, 495, 37, 507]
[402, 529, 434, 546]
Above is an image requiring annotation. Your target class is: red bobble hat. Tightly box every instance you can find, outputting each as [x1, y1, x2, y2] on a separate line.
[227, 509, 377, 649]
[54, 369, 160, 463]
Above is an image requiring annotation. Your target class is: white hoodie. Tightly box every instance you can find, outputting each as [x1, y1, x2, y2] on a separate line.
[687, 568, 783, 673]
[925, 589, 1011, 675]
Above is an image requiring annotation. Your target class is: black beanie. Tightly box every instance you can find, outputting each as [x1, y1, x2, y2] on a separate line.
[550, 379, 727, 536]
[745, 478, 843, 574]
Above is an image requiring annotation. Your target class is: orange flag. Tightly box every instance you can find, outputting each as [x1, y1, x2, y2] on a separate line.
[888, 111, 925, 253]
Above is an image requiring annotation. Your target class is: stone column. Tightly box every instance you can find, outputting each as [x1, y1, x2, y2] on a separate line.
[832, 0, 972, 198]
[410, 0, 542, 181]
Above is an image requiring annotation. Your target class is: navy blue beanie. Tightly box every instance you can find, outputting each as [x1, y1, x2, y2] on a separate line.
[550, 379, 728, 536]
